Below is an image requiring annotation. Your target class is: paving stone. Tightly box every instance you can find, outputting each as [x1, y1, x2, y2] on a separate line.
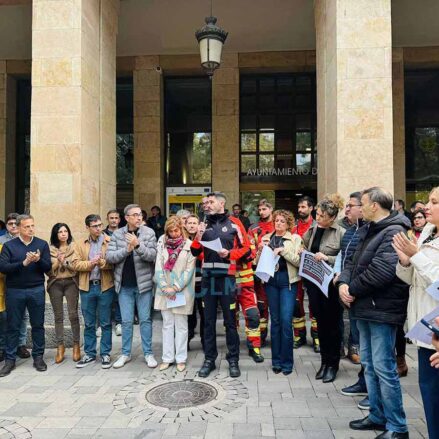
[2, 402, 51, 417]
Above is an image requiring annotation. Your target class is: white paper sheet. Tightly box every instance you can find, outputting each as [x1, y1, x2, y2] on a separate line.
[200, 238, 223, 252]
[406, 305, 439, 345]
[255, 246, 280, 282]
[298, 250, 333, 298]
[166, 292, 186, 309]
[426, 281, 439, 302]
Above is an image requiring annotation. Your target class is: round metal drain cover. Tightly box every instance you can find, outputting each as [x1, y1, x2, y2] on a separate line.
[145, 380, 218, 410]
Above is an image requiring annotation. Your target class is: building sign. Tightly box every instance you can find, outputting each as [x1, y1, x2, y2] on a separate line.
[166, 187, 211, 217]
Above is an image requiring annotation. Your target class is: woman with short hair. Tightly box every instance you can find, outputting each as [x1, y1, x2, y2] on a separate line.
[154, 216, 196, 372]
[47, 223, 80, 364]
[303, 193, 345, 383]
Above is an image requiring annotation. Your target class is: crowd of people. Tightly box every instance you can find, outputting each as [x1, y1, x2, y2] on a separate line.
[0, 187, 438, 439]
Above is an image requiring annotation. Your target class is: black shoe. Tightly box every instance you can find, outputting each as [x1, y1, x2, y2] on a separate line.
[17, 345, 30, 359]
[282, 370, 292, 376]
[322, 366, 338, 383]
[0, 349, 4, 362]
[315, 364, 327, 380]
[349, 416, 386, 431]
[375, 431, 409, 439]
[76, 354, 96, 368]
[248, 349, 264, 363]
[198, 360, 216, 378]
[33, 356, 47, 372]
[358, 397, 370, 410]
[0, 359, 15, 377]
[272, 367, 282, 374]
[293, 337, 306, 349]
[341, 380, 368, 396]
[229, 362, 241, 378]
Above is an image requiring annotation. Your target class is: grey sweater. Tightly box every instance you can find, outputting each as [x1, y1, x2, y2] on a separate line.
[106, 225, 157, 294]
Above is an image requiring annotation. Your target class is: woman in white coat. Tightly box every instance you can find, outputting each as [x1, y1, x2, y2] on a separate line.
[154, 216, 196, 372]
[393, 186, 439, 439]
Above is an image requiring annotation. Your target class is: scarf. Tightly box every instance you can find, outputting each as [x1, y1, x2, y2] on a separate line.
[164, 236, 185, 271]
[293, 215, 314, 237]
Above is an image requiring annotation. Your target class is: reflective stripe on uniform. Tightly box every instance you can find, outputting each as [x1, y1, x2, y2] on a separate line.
[203, 262, 230, 269]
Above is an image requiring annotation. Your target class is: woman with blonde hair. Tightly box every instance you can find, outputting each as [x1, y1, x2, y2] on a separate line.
[303, 193, 345, 383]
[394, 186, 439, 438]
[154, 216, 196, 372]
[257, 209, 302, 375]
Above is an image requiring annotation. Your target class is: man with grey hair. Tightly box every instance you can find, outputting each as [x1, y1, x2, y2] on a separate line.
[0, 212, 31, 361]
[106, 204, 158, 369]
[337, 187, 410, 438]
[0, 214, 51, 377]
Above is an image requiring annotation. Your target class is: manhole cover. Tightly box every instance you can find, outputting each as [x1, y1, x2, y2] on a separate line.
[145, 380, 218, 410]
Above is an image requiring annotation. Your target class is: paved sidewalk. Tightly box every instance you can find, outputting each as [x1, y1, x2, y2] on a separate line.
[0, 318, 427, 439]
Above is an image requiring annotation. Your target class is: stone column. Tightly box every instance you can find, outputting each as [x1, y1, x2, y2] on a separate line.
[0, 62, 7, 219]
[31, 0, 119, 240]
[212, 54, 240, 205]
[393, 48, 406, 201]
[133, 56, 163, 211]
[315, 0, 394, 200]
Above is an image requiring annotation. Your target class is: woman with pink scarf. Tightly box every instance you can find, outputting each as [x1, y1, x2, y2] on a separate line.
[154, 216, 196, 372]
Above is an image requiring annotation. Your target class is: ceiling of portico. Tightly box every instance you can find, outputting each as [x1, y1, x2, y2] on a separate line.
[0, 0, 438, 60]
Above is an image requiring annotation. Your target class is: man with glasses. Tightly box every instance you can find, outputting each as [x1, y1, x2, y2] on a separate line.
[0, 213, 31, 361]
[72, 215, 114, 369]
[106, 204, 158, 369]
[0, 214, 51, 376]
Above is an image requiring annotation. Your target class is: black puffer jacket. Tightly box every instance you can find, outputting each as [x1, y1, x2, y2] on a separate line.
[337, 212, 411, 326]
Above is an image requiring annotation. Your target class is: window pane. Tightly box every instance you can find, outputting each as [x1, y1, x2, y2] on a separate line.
[241, 133, 256, 152]
[296, 132, 312, 152]
[259, 115, 274, 130]
[241, 78, 257, 94]
[192, 133, 212, 184]
[277, 77, 293, 94]
[241, 155, 257, 173]
[296, 153, 312, 171]
[276, 135, 292, 153]
[296, 113, 311, 131]
[241, 114, 256, 130]
[259, 154, 274, 169]
[276, 153, 293, 168]
[414, 128, 439, 180]
[259, 78, 275, 94]
[241, 95, 257, 112]
[116, 134, 134, 184]
[241, 191, 275, 223]
[260, 132, 274, 151]
[259, 94, 275, 112]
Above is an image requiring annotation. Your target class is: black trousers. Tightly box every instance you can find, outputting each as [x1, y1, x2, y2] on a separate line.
[305, 280, 343, 368]
[201, 276, 240, 363]
[188, 298, 205, 346]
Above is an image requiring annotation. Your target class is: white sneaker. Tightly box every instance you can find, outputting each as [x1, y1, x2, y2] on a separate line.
[115, 324, 122, 336]
[145, 354, 157, 368]
[96, 327, 102, 338]
[113, 355, 131, 369]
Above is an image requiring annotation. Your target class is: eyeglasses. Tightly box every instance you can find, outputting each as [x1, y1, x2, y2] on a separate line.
[7, 222, 17, 226]
[127, 213, 142, 218]
[89, 223, 103, 229]
[413, 216, 425, 220]
[345, 204, 362, 209]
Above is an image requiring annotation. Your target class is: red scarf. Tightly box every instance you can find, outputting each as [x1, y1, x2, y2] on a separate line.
[164, 236, 185, 271]
[293, 216, 313, 237]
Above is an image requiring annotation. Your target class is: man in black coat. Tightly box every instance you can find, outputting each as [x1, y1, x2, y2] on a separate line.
[337, 187, 410, 439]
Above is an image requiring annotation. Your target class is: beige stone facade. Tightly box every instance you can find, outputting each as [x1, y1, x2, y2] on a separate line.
[315, 0, 394, 199]
[30, 0, 119, 240]
[0, 1, 437, 233]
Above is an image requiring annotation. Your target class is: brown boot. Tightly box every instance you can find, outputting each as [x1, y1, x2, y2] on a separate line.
[72, 343, 81, 362]
[397, 355, 408, 377]
[55, 344, 65, 364]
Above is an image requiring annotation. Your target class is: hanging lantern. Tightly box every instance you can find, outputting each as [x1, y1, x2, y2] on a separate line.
[195, 16, 228, 77]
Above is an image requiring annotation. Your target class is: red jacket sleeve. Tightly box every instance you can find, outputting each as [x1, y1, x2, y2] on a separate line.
[229, 216, 252, 262]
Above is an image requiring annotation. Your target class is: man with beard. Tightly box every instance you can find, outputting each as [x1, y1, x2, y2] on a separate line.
[291, 196, 319, 352]
[191, 192, 251, 378]
[248, 199, 275, 346]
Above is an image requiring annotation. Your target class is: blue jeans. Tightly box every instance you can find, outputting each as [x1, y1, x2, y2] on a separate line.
[5, 287, 45, 360]
[0, 311, 30, 349]
[112, 290, 121, 324]
[80, 285, 113, 357]
[118, 287, 153, 356]
[357, 320, 407, 433]
[418, 347, 439, 439]
[265, 271, 297, 373]
[349, 313, 360, 346]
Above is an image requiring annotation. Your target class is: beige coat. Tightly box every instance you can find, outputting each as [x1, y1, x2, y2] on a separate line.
[255, 231, 303, 285]
[396, 223, 439, 350]
[154, 237, 196, 315]
[302, 222, 345, 266]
